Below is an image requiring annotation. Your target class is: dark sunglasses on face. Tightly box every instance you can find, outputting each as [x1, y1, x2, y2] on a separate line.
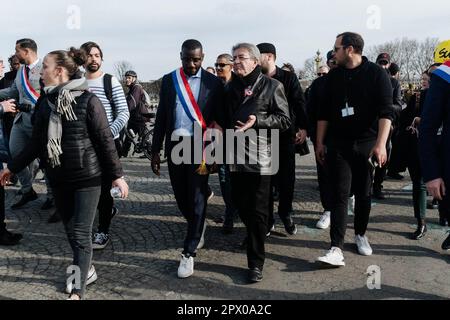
[215, 63, 231, 68]
[378, 60, 389, 66]
[317, 73, 326, 77]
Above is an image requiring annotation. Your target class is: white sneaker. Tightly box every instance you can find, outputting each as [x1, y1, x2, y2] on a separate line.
[197, 223, 206, 250]
[355, 235, 373, 256]
[65, 265, 98, 294]
[316, 247, 345, 267]
[207, 191, 215, 202]
[348, 196, 355, 216]
[177, 254, 194, 278]
[316, 211, 331, 229]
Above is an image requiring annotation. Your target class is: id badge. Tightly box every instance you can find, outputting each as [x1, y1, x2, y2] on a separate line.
[341, 103, 355, 118]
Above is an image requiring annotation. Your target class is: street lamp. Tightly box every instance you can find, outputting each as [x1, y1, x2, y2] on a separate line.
[315, 50, 322, 73]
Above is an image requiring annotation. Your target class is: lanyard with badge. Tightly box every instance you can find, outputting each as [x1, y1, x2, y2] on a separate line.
[341, 70, 355, 118]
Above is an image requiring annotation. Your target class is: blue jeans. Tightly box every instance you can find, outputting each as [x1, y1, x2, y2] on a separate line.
[54, 185, 101, 298]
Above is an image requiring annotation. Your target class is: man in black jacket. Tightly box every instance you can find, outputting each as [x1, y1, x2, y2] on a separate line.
[257, 43, 308, 236]
[225, 43, 290, 283]
[372, 53, 404, 198]
[151, 39, 224, 279]
[315, 32, 394, 267]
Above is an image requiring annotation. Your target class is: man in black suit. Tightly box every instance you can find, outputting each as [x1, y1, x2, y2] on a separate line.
[151, 39, 224, 279]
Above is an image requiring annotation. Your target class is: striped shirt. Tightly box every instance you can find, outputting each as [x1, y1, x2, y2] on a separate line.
[87, 73, 130, 139]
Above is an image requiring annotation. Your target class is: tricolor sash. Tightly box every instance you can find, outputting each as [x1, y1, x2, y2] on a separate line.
[20, 66, 40, 105]
[172, 68, 206, 130]
[434, 60, 450, 84]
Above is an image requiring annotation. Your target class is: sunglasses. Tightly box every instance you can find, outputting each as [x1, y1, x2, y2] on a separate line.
[317, 73, 326, 77]
[215, 63, 231, 68]
[378, 60, 389, 66]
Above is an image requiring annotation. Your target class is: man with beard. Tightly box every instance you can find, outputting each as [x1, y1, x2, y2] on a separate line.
[151, 39, 224, 279]
[80, 42, 129, 250]
[315, 32, 394, 267]
[257, 42, 308, 237]
[0, 39, 42, 210]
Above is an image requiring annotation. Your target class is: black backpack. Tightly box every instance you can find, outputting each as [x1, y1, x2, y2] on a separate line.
[103, 73, 117, 119]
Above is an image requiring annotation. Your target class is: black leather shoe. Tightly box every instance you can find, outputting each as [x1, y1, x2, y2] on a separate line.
[281, 215, 298, 236]
[41, 198, 54, 210]
[387, 172, 404, 180]
[412, 224, 427, 240]
[11, 189, 38, 210]
[248, 267, 263, 283]
[442, 232, 450, 251]
[0, 230, 23, 246]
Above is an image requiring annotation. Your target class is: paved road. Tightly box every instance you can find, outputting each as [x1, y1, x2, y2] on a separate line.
[1, 150, 449, 300]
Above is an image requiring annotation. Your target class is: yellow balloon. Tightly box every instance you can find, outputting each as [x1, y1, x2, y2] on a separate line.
[435, 40, 450, 64]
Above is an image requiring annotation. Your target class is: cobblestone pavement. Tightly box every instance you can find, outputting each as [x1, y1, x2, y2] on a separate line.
[1, 148, 450, 300]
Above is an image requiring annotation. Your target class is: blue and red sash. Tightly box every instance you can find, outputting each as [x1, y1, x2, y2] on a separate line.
[172, 68, 206, 130]
[434, 60, 450, 84]
[20, 66, 40, 104]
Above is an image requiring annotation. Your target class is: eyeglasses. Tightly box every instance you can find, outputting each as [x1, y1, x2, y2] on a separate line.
[233, 56, 252, 62]
[215, 63, 231, 69]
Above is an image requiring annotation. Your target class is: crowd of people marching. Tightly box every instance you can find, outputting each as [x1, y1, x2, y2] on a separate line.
[0, 32, 449, 300]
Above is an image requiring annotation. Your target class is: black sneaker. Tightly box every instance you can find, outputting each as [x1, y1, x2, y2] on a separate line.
[427, 199, 439, 210]
[0, 230, 23, 246]
[441, 232, 450, 251]
[92, 232, 110, 250]
[412, 224, 427, 240]
[41, 198, 54, 210]
[248, 267, 263, 283]
[11, 189, 38, 210]
[281, 215, 298, 236]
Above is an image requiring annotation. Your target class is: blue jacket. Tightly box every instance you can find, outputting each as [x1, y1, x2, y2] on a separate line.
[0, 105, 11, 162]
[419, 74, 450, 184]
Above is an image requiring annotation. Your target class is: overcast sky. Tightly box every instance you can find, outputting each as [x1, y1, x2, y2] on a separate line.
[1, 0, 449, 80]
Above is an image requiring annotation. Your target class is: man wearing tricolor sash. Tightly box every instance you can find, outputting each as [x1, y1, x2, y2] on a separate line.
[151, 39, 224, 279]
[0, 39, 41, 209]
[419, 42, 450, 251]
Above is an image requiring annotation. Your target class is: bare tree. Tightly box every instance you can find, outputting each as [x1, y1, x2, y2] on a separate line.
[367, 37, 439, 84]
[300, 58, 317, 81]
[114, 60, 134, 83]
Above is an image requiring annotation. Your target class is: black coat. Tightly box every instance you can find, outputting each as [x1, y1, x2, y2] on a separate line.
[8, 91, 123, 188]
[419, 74, 450, 184]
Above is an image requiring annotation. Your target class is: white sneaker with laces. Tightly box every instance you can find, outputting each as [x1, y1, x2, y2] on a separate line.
[316, 211, 331, 229]
[316, 247, 345, 267]
[197, 223, 206, 250]
[355, 235, 373, 256]
[177, 254, 194, 278]
[65, 265, 98, 294]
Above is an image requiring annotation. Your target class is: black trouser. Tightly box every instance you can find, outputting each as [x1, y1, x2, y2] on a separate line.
[122, 121, 145, 157]
[54, 185, 101, 299]
[313, 141, 333, 212]
[97, 138, 122, 234]
[231, 172, 271, 270]
[268, 143, 296, 227]
[218, 164, 237, 225]
[168, 158, 209, 256]
[406, 138, 427, 220]
[328, 140, 376, 249]
[0, 186, 5, 232]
